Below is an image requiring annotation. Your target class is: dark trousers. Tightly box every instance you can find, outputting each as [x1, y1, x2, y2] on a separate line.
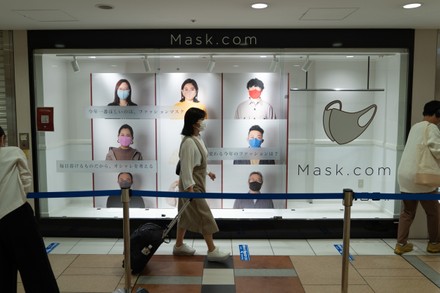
[0, 202, 59, 293]
[397, 198, 440, 244]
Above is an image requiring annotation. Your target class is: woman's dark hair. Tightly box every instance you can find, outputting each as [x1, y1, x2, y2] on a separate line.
[108, 79, 138, 106]
[181, 108, 206, 136]
[118, 124, 134, 138]
[0, 126, 4, 138]
[246, 78, 264, 90]
[179, 78, 200, 103]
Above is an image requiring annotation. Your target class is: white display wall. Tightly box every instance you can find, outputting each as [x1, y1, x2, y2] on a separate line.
[33, 51, 407, 219]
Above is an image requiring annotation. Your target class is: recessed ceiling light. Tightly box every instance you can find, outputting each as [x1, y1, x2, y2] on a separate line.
[403, 3, 422, 9]
[251, 3, 269, 9]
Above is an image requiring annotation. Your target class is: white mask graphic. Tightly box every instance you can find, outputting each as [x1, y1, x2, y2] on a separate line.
[323, 100, 377, 145]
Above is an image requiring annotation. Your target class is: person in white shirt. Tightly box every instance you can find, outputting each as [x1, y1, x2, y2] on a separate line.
[395, 100, 440, 255]
[234, 78, 276, 119]
[0, 126, 59, 292]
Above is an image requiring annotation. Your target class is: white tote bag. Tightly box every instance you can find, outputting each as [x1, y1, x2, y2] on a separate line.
[414, 124, 440, 187]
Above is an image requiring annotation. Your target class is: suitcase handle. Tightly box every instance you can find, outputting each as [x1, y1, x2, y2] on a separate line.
[162, 198, 193, 240]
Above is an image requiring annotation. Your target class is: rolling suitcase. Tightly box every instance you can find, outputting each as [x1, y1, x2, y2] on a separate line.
[129, 198, 193, 274]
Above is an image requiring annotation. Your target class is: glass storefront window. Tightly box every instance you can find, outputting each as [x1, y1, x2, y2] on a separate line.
[33, 49, 408, 220]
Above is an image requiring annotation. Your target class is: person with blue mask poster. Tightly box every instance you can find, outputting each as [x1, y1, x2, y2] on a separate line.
[107, 79, 138, 106]
[233, 125, 275, 165]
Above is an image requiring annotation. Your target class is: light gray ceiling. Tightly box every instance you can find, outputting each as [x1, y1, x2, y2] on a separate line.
[0, 1, 439, 30]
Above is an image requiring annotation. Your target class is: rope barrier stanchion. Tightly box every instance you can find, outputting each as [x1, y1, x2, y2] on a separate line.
[108, 186, 132, 292]
[341, 188, 354, 293]
[121, 186, 132, 293]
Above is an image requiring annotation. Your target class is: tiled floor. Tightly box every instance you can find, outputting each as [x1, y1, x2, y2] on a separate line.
[16, 238, 440, 292]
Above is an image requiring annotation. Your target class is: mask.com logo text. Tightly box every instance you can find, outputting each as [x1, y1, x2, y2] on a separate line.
[170, 33, 257, 46]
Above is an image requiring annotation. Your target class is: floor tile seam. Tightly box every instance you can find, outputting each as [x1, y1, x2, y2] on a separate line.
[136, 275, 202, 285]
[348, 260, 375, 292]
[200, 284, 236, 293]
[234, 268, 297, 277]
[305, 240, 318, 256]
[268, 239, 276, 255]
[403, 255, 440, 288]
[56, 254, 81, 277]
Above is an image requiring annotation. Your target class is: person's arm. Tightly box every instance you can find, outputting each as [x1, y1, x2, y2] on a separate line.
[106, 148, 115, 160]
[268, 200, 274, 208]
[16, 149, 32, 193]
[134, 151, 143, 160]
[180, 139, 197, 192]
[427, 124, 440, 159]
[234, 103, 241, 119]
[268, 104, 276, 119]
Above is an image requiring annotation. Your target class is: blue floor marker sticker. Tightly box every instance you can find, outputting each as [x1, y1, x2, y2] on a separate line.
[46, 242, 59, 254]
[334, 244, 354, 261]
[239, 244, 250, 261]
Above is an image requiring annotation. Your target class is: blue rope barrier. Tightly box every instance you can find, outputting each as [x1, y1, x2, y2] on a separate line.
[27, 190, 440, 200]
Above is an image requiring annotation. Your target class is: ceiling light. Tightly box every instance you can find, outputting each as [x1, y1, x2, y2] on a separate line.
[207, 56, 216, 72]
[143, 56, 151, 72]
[71, 56, 80, 73]
[301, 56, 312, 72]
[403, 3, 422, 9]
[251, 3, 268, 9]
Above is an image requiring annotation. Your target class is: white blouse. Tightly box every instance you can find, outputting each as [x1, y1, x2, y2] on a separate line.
[179, 135, 208, 190]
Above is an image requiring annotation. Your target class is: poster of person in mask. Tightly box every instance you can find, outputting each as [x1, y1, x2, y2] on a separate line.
[233, 124, 276, 165]
[91, 73, 157, 208]
[155, 73, 222, 209]
[234, 78, 276, 119]
[107, 79, 138, 106]
[222, 166, 286, 209]
[223, 74, 287, 120]
[223, 73, 287, 209]
[233, 171, 274, 209]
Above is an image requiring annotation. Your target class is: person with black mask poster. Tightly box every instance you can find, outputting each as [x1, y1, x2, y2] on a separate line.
[233, 171, 274, 209]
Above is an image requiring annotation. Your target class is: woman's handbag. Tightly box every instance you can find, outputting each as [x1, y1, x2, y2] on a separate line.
[414, 124, 440, 187]
[175, 160, 181, 175]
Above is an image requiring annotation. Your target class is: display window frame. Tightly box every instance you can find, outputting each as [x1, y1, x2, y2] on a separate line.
[27, 29, 414, 238]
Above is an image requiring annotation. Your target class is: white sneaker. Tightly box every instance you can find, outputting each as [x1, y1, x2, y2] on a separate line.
[207, 247, 230, 262]
[173, 243, 196, 256]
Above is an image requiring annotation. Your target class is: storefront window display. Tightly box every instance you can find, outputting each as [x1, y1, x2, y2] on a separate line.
[33, 50, 407, 222]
